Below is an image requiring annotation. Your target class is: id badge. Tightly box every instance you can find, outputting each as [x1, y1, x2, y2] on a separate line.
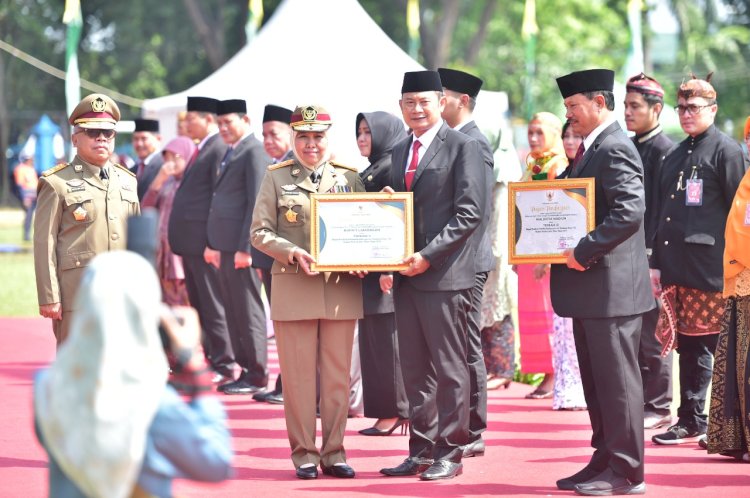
[685, 178, 703, 206]
[744, 201, 750, 226]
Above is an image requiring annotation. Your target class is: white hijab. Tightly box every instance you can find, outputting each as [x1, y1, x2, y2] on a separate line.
[35, 251, 168, 498]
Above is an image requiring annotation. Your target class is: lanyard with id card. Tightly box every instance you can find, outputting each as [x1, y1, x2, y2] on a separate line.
[678, 165, 702, 206]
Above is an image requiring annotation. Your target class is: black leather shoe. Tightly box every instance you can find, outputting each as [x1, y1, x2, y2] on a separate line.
[380, 457, 433, 476]
[419, 460, 463, 481]
[462, 438, 485, 458]
[557, 466, 604, 490]
[321, 463, 355, 478]
[252, 390, 270, 401]
[219, 379, 266, 395]
[295, 465, 318, 480]
[265, 391, 284, 404]
[573, 468, 645, 496]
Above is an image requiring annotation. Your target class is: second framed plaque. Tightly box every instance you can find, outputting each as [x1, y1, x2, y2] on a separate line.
[509, 178, 595, 264]
[310, 192, 414, 272]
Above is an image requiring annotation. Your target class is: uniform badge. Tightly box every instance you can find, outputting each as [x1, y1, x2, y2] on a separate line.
[66, 179, 85, 187]
[291, 168, 301, 176]
[367, 175, 373, 181]
[281, 185, 297, 191]
[73, 206, 87, 221]
[285, 207, 298, 223]
[301, 106, 317, 121]
[91, 97, 106, 112]
[74, 165, 83, 172]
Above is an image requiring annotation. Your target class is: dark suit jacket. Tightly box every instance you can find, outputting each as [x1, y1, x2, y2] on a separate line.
[206, 134, 274, 270]
[459, 120, 494, 274]
[391, 122, 484, 291]
[136, 153, 164, 201]
[550, 121, 653, 318]
[168, 133, 227, 257]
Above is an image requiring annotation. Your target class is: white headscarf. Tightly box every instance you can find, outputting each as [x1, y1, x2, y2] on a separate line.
[35, 251, 168, 498]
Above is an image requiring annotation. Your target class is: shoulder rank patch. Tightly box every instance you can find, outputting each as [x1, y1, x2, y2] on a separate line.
[329, 160, 358, 172]
[268, 159, 295, 171]
[41, 163, 70, 177]
[114, 163, 136, 177]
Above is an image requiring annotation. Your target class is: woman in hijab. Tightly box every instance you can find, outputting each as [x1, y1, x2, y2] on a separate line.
[706, 118, 750, 461]
[354, 111, 410, 436]
[517, 112, 567, 399]
[34, 251, 232, 498]
[142, 136, 197, 306]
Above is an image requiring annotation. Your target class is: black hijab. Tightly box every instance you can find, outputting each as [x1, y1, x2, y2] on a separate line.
[355, 111, 407, 165]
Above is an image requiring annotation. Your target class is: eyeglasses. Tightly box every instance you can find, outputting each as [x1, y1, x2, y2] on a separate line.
[674, 104, 711, 116]
[77, 129, 116, 140]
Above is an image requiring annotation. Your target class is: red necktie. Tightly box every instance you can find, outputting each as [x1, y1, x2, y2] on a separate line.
[571, 143, 585, 175]
[136, 160, 145, 178]
[405, 140, 421, 191]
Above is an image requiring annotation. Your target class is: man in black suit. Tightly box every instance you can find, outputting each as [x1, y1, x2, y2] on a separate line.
[379, 70, 484, 481]
[168, 96, 235, 383]
[551, 69, 653, 496]
[130, 119, 163, 200]
[206, 99, 273, 395]
[437, 67, 494, 459]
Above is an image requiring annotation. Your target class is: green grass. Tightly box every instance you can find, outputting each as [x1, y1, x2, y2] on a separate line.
[0, 209, 37, 317]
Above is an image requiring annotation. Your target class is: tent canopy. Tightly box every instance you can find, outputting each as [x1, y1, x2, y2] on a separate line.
[142, 0, 509, 167]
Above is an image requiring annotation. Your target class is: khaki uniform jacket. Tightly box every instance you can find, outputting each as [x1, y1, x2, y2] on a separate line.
[34, 156, 140, 311]
[251, 159, 365, 321]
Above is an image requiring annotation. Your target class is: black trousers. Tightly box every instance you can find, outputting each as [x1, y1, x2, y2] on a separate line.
[358, 312, 408, 419]
[219, 252, 268, 387]
[182, 254, 234, 375]
[395, 282, 471, 462]
[676, 332, 719, 432]
[466, 271, 488, 443]
[574, 314, 644, 483]
[639, 303, 673, 416]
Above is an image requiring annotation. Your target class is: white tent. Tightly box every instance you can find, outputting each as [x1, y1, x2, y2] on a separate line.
[142, 0, 509, 167]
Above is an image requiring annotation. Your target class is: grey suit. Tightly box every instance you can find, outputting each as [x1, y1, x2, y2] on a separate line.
[456, 120, 493, 445]
[168, 132, 234, 375]
[207, 134, 272, 387]
[135, 152, 164, 201]
[550, 121, 653, 483]
[391, 122, 485, 462]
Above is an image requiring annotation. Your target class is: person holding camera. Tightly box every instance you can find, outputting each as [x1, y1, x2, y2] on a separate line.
[34, 250, 233, 498]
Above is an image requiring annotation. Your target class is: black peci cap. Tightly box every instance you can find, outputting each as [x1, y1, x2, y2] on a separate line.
[217, 99, 247, 115]
[437, 68, 483, 98]
[133, 119, 159, 133]
[186, 96, 219, 114]
[556, 69, 615, 99]
[263, 104, 293, 124]
[401, 70, 443, 94]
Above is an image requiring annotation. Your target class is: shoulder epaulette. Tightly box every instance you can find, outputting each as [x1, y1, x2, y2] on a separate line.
[114, 163, 136, 177]
[268, 159, 295, 171]
[330, 161, 358, 172]
[41, 163, 69, 177]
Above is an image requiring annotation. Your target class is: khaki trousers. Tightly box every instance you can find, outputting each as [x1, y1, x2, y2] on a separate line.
[52, 312, 73, 346]
[274, 319, 355, 468]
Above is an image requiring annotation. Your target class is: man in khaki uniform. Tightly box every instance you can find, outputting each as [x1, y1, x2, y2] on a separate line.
[251, 105, 364, 480]
[34, 93, 140, 344]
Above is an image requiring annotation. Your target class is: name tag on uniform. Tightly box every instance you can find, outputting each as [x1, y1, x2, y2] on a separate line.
[685, 179, 703, 206]
[67, 186, 85, 192]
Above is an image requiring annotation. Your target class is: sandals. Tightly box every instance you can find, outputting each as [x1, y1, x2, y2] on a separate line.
[525, 387, 553, 399]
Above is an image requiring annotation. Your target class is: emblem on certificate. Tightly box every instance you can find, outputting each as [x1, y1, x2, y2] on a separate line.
[73, 206, 88, 221]
[508, 179, 595, 264]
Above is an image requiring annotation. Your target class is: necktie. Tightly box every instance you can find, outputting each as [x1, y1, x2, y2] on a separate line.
[310, 170, 320, 185]
[99, 167, 109, 181]
[136, 160, 145, 178]
[405, 140, 421, 191]
[184, 147, 199, 173]
[571, 143, 585, 175]
[218, 147, 233, 177]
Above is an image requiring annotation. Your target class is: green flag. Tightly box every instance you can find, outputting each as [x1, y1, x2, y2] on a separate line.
[521, 0, 538, 121]
[406, 0, 420, 59]
[63, 0, 82, 121]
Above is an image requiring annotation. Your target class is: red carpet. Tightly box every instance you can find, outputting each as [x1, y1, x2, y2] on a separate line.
[1, 317, 749, 497]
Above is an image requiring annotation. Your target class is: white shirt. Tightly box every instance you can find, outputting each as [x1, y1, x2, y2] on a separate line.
[406, 120, 443, 172]
[583, 115, 617, 152]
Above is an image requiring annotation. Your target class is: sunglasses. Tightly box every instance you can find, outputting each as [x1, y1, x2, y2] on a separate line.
[77, 129, 116, 140]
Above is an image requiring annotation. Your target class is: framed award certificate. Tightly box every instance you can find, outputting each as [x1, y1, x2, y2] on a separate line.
[508, 178, 595, 264]
[310, 192, 414, 272]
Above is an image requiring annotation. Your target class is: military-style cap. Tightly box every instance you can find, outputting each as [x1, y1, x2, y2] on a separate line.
[263, 104, 293, 124]
[437, 68, 483, 98]
[68, 93, 121, 130]
[186, 96, 219, 114]
[133, 119, 160, 133]
[217, 99, 247, 115]
[401, 70, 443, 94]
[556, 69, 615, 99]
[290, 105, 332, 132]
[677, 72, 717, 101]
[626, 72, 664, 98]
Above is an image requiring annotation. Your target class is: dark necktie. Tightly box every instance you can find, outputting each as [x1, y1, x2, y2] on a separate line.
[405, 140, 421, 190]
[218, 147, 234, 177]
[136, 160, 145, 178]
[99, 167, 109, 180]
[310, 170, 320, 185]
[571, 143, 585, 175]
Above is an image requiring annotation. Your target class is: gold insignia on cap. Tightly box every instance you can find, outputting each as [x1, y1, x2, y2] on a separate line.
[91, 97, 106, 112]
[301, 106, 317, 122]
